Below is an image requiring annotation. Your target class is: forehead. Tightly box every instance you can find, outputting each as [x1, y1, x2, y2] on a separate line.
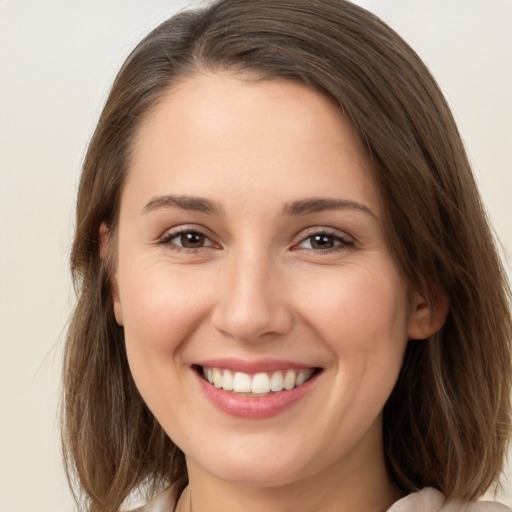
[124, 72, 379, 215]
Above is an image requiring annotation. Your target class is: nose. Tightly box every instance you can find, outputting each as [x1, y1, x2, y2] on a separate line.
[211, 249, 293, 343]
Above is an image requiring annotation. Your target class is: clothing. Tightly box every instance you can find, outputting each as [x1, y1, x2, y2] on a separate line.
[130, 487, 175, 512]
[132, 486, 511, 511]
[388, 488, 510, 511]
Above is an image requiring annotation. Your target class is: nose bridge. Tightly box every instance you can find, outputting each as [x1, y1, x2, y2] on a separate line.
[212, 242, 292, 342]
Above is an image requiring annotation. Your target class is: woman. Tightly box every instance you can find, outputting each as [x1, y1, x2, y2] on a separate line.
[62, 1, 512, 511]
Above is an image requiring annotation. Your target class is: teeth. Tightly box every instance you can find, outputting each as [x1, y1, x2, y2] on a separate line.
[233, 372, 252, 392]
[295, 370, 308, 386]
[203, 367, 314, 395]
[221, 369, 234, 391]
[283, 369, 296, 390]
[252, 373, 270, 394]
[269, 371, 284, 392]
[213, 368, 223, 388]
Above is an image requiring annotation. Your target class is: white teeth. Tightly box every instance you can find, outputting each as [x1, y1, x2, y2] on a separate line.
[295, 369, 310, 386]
[233, 372, 252, 393]
[203, 367, 315, 395]
[213, 368, 223, 388]
[251, 373, 270, 394]
[283, 369, 296, 390]
[221, 370, 234, 391]
[270, 371, 284, 392]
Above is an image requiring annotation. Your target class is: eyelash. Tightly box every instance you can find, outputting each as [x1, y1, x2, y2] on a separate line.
[294, 230, 354, 254]
[157, 227, 354, 254]
[158, 227, 217, 253]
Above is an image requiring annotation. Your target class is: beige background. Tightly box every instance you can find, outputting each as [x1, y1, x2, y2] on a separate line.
[0, 1, 510, 510]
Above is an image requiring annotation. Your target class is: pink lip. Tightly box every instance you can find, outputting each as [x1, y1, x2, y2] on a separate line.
[196, 358, 314, 373]
[193, 364, 320, 420]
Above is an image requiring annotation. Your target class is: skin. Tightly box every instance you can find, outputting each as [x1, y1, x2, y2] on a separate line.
[108, 72, 442, 512]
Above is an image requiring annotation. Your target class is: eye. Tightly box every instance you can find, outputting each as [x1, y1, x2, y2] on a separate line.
[296, 231, 354, 252]
[159, 229, 216, 250]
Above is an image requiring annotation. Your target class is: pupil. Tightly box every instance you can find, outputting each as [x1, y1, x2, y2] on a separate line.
[181, 232, 204, 248]
[312, 234, 334, 249]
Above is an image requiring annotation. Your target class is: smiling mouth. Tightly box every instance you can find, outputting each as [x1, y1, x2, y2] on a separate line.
[194, 365, 320, 396]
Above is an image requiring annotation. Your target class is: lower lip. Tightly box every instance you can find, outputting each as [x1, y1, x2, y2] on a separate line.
[195, 370, 320, 419]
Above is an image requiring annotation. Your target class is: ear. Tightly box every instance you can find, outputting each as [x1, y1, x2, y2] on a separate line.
[408, 288, 449, 340]
[100, 223, 124, 326]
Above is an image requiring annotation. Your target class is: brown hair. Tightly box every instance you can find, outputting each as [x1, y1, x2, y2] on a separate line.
[62, 1, 512, 510]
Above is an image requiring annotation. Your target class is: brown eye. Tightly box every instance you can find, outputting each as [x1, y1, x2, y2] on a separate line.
[160, 229, 215, 250]
[297, 231, 354, 252]
[179, 232, 206, 248]
[310, 234, 336, 249]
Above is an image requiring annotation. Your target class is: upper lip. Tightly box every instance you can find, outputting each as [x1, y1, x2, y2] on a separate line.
[195, 358, 318, 374]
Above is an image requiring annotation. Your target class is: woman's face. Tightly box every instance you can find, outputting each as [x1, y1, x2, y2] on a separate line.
[112, 72, 426, 488]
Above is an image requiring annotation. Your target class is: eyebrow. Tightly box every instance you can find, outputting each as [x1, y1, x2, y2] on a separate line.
[283, 198, 377, 218]
[142, 195, 224, 216]
[141, 195, 376, 219]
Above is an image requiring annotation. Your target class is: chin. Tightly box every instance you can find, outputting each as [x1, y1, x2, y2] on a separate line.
[209, 461, 304, 488]
[186, 440, 313, 488]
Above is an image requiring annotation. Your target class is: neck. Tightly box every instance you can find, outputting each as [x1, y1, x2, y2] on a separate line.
[180, 434, 402, 512]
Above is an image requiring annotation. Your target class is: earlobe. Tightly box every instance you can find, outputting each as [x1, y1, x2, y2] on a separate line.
[99, 223, 124, 326]
[408, 289, 449, 340]
[113, 296, 124, 326]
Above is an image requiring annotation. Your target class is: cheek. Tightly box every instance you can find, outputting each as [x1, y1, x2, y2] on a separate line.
[118, 262, 218, 422]
[298, 264, 409, 348]
[298, 264, 410, 433]
[293, 260, 411, 408]
[119, 262, 215, 356]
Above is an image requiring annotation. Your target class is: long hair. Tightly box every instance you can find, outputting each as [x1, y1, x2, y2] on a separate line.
[62, 1, 512, 510]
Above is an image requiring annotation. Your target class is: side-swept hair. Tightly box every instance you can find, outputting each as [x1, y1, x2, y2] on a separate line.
[62, 1, 511, 510]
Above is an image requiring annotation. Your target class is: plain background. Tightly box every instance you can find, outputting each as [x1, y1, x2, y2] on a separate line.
[0, 1, 511, 511]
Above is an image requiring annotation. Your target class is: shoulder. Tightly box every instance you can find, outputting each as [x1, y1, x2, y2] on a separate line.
[388, 488, 511, 512]
[128, 487, 175, 512]
[128, 486, 511, 512]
